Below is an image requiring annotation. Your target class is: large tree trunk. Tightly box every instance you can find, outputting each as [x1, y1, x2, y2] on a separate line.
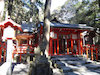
[0, 0, 4, 22]
[8, 0, 13, 16]
[29, 0, 52, 75]
[34, 0, 51, 57]
[43, 0, 51, 57]
[98, 0, 100, 8]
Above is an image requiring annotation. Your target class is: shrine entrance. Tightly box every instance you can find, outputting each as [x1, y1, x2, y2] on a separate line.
[49, 33, 81, 56]
[47, 23, 92, 56]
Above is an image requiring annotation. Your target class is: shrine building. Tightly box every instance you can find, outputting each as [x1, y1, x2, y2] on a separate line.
[39, 22, 94, 56]
[0, 18, 36, 62]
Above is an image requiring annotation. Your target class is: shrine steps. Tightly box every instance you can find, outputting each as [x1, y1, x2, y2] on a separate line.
[51, 55, 100, 75]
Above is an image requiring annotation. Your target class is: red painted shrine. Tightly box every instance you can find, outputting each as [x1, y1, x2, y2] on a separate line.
[39, 22, 98, 58]
[0, 18, 99, 62]
[0, 18, 36, 62]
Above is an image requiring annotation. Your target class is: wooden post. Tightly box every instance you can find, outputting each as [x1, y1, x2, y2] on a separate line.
[71, 34, 73, 54]
[4, 49, 6, 62]
[0, 42, 2, 62]
[50, 38, 53, 56]
[54, 40, 56, 55]
[80, 33, 83, 56]
[96, 47, 98, 61]
[86, 46, 88, 59]
[77, 34, 79, 55]
[57, 34, 59, 55]
[1, 28, 3, 36]
[67, 40, 69, 55]
[12, 52, 14, 59]
[20, 45, 22, 62]
[91, 46, 94, 61]
[62, 35, 63, 53]
[76, 40, 79, 55]
[0, 48, 1, 62]
[80, 39, 83, 56]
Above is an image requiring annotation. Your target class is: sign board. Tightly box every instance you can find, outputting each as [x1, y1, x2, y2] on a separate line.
[50, 32, 57, 39]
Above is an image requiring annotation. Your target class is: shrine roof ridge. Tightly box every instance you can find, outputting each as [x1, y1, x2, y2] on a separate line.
[39, 22, 94, 30]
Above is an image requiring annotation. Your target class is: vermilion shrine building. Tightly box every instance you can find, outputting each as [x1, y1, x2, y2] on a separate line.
[0, 18, 36, 62]
[0, 18, 99, 62]
[39, 22, 94, 56]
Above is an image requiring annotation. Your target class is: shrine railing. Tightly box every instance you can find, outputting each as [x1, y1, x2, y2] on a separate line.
[12, 44, 34, 62]
[83, 44, 100, 61]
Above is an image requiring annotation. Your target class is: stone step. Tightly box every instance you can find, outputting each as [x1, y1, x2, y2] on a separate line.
[63, 71, 81, 75]
[80, 71, 100, 75]
[84, 64, 100, 70]
[90, 69, 100, 74]
[51, 55, 73, 58]
[59, 65, 88, 73]
[66, 60, 91, 66]
[12, 63, 29, 75]
[51, 55, 100, 75]
[64, 70, 100, 75]
[53, 61, 66, 68]
[60, 67, 73, 73]
[51, 57, 82, 62]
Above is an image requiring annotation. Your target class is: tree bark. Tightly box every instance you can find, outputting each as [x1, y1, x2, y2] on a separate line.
[43, 0, 51, 57]
[98, 0, 100, 8]
[28, 1, 53, 75]
[8, 0, 13, 16]
[0, 0, 4, 22]
[34, 0, 51, 57]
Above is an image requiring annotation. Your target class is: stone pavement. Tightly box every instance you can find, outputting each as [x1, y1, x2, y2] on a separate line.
[12, 63, 30, 75]
[51, 55, 100, 75]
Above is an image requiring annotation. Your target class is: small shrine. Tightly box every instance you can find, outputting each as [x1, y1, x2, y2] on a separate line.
[39, 22, 94, 56]
[0, 18, 36, 62]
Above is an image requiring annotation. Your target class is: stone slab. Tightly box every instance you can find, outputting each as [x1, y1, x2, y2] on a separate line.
[12, 63, 29, 75]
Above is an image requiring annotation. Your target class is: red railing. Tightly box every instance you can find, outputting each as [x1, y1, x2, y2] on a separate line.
[12, 44, 34, 62]
[83, 44, 99, 61]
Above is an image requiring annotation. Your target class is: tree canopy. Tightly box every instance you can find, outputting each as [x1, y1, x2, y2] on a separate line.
[4, 0, 44, 24]
[51, 0, 100, 28]
[0, 0, 100, 28]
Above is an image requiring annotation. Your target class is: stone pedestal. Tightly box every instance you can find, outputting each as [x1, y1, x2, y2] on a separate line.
[29, 55, 53, 75]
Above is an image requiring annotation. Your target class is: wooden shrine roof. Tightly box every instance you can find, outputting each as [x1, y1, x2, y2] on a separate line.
[39, 22, 94, 30]
[21, 23, 35, 32]
[0, 18, 22, 31]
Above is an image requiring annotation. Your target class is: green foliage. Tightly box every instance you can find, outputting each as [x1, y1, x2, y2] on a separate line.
[51, 0, 99, 28]
[4, 0, 44, 25]
[69, 0, 100, 28]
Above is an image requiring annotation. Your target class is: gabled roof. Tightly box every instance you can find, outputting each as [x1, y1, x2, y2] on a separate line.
[40, 22, 94, 30]
[21, 23, 35, 32]
[0, 18, 21, 27]
[0, 18, 22, 31]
